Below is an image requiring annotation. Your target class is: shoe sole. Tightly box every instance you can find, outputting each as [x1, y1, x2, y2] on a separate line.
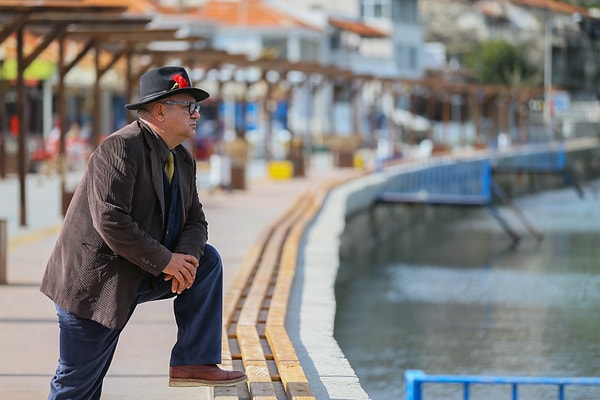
[169, 375, 248, 387]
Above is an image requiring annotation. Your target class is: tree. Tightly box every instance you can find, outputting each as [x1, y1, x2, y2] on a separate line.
[466, 39, 539, 86]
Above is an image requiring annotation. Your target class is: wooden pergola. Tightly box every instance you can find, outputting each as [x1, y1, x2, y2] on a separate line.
[0, 2, 204, 225]
[0, 1, 544, 226]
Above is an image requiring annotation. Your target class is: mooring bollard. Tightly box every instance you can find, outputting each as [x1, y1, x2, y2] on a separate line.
[0, 219, 6, 284]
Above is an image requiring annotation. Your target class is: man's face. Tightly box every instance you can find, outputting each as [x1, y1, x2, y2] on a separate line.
[159, 94, 201, 145]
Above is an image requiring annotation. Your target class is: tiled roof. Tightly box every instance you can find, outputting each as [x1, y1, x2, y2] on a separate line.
[123, 0, 157, 15]
[2, 30, 57, 61]
[328, 16, 388, 38]
[197, 0, 319, 30]
[0, 0, 128, 9]
[0, 1, 153, 21]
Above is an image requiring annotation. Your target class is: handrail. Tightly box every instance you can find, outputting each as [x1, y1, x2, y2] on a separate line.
[375, 148, 581, 243]
[377, 158, 492, 205]
[492, 144, 565, 172]
[405, 370, 600, 400]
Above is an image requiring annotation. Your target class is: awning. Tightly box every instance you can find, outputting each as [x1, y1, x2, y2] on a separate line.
[393, 109, 431, 131]
[328, 16, 388, 38]
[0, 59, 56, 81]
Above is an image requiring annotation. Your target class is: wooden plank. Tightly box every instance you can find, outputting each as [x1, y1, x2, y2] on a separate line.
[265, 326, 314, 399]
[218, 176, 356, 399]
[265, 325, 298, 362]
[278, 362, 315, 400]
[243, 360, 273, 382]
[267, 197, 320, 326]
[236, 244, 278, 326]
[237, 325, 266, 363]
[247, 380, 277, 400]
[245, 359, 277, 400]
[223, 240, 264, 321]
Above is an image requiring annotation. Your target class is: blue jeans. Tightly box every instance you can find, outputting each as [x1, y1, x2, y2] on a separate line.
[48, 244, 224, 400]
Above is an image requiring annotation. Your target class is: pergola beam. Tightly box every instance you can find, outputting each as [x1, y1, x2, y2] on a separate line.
[0, 2, 134, 226]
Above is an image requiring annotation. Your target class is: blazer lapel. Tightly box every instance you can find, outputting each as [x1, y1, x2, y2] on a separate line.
[151, 150, 166, 213]
[141, 125, 167, 214]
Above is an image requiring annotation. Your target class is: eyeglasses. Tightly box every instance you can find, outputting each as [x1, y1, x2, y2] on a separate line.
[159, 100, 201, 115]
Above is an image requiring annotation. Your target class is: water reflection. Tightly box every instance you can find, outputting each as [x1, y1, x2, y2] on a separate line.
[335, 182, 600, 400]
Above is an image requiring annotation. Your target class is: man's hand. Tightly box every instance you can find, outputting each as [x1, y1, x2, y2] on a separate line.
[162, 253, 199, 294]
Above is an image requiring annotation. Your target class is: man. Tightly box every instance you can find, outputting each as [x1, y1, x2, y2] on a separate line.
[41, 66, 247, 399]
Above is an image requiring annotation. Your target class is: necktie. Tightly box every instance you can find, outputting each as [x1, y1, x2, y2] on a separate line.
[164, 152, 174, 184]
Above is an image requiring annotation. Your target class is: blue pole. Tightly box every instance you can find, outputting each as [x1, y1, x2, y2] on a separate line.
[405, 370, 425, 400]
[557, 147, 565, 169]
[482, 159, 491, 202]
[558, 384, 565, 400]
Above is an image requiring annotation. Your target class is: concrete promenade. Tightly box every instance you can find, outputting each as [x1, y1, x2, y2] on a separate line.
[0, 155, 362, 399]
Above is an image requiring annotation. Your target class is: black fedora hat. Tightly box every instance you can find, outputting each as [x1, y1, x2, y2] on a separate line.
[125, 66, 209, 110]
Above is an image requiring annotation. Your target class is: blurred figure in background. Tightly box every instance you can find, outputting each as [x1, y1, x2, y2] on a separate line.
[224, 127, 249, 190]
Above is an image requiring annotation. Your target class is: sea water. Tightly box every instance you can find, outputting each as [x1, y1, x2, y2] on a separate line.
[335, 179, 600, 400]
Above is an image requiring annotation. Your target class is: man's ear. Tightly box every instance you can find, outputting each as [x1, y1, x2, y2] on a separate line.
[152, 102, 165, 120]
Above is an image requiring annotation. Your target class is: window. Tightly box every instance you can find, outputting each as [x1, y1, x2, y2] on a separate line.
[262, 38, 287, 60]
[395, 44, 419, 72]
[395, 44, 406, 69]
[408, 46, 418, 70]
[392, 0, 418, 24]
[361, 0, 391, 20]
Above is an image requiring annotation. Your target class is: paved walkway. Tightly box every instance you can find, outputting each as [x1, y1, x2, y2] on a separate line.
[0, 154, 361, 399]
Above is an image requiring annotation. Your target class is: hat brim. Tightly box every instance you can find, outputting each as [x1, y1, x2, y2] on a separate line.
[125, 87, 210, 110]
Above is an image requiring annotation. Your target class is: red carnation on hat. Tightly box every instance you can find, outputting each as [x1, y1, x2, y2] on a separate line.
[171, 74, 189, 90]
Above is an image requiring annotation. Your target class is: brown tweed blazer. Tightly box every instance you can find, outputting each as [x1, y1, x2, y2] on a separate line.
[40, 120, 208, 329]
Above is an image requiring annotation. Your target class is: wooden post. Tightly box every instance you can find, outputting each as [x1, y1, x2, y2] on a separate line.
[0, 219, 7, 284]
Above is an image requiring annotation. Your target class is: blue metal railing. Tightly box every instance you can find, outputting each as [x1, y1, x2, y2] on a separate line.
[491, 144, 583, 197]
[493, 145, 566, 172]
[405, 370, 600, 400]
[378, 159, 491, 205]
[374, 148, 578, 242]
[378, 145, 568, 206]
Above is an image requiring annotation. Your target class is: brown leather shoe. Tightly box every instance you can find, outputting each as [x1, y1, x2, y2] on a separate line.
[169, 364, 247, 387]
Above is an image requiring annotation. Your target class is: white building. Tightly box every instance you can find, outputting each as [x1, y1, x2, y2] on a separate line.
[151, 0, 426, 153]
